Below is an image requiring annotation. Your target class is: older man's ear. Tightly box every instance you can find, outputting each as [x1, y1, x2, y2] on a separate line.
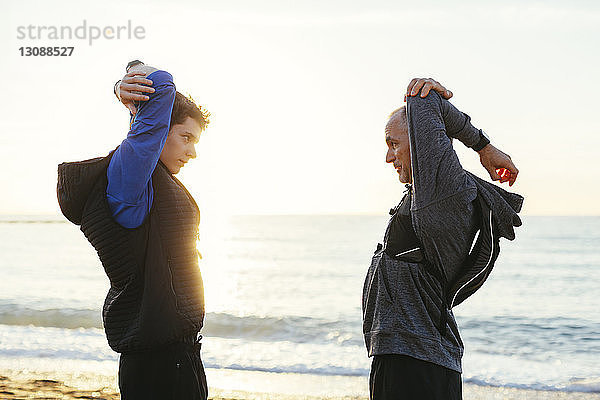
[405, 78, 453, 102]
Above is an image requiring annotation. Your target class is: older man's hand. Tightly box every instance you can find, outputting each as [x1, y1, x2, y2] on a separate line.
[478, 144, 519, 186]
[405, 78, 453, 102]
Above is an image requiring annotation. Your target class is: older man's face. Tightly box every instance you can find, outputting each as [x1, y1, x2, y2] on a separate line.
[385, 117, 412, 183]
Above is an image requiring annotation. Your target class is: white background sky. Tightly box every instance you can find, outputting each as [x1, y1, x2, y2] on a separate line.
[1, 0, 599, 217]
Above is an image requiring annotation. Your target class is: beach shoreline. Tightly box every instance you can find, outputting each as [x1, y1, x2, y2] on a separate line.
[1, 368, 599, 400]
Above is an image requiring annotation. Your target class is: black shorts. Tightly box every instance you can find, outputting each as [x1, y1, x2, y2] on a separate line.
[370, 354, 462, 400]
[118, 339, 208, 400]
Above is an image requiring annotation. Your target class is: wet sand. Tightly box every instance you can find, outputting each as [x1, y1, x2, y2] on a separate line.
[1, 372, 599, 400]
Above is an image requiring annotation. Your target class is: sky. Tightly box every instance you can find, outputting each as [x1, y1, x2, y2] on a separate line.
[0, 0, 599, 218]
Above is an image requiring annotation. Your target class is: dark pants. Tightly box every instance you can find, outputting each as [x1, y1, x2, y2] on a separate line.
[118, 339, 208, 400]
[370, 354, 462, 400]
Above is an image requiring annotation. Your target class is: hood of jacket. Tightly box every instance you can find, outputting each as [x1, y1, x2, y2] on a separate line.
[57, 151, 115, 226]
[466, 171, 523, 241]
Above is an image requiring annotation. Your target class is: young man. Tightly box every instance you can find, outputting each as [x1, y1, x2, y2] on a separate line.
[362, 79, 523, 399]
[57, 60, 209, 399]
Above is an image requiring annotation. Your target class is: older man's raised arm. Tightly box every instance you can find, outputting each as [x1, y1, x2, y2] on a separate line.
[407, 78, 518, 184]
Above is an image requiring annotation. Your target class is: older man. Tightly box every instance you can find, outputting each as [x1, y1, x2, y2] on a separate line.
[362, 79, 523, 399]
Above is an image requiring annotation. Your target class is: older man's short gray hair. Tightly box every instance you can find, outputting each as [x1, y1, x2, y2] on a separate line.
[388, 106, 407, 126]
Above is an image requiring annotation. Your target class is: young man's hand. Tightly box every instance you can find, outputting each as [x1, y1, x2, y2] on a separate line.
[477, 144, 519, 186]
[115, 70, 155, 115]
[405, 78, 453, 102]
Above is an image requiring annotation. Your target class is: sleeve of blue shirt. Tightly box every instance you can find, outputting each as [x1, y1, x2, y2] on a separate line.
[107, 70, 176, 229]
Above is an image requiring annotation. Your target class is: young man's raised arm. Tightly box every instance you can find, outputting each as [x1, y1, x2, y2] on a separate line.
[107, 65, 176, 229]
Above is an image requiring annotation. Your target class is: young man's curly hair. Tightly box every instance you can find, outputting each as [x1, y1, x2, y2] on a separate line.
[170, 91, 210, 131]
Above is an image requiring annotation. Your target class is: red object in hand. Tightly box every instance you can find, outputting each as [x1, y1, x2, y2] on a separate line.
[496, 168, 511, 183]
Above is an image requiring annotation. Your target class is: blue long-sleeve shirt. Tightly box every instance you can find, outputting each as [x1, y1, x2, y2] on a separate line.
[107, 70, 176, 228]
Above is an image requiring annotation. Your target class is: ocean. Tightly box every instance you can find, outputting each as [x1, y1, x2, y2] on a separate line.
[0, 215, 598, 394]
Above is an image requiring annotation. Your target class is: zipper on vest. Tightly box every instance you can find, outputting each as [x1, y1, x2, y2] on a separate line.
[167, 256, 179, 310]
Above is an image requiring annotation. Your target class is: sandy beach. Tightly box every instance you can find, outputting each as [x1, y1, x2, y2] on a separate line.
[1, 369, 599, 400]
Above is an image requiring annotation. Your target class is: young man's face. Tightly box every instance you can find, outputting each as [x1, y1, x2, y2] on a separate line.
[385, 118, 412, 184]
[160, 116, 201, 174]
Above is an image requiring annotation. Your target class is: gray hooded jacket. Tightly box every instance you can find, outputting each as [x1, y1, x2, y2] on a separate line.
[362, 91, 523, 373]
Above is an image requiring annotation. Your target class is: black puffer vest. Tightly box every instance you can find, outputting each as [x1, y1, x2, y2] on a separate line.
[57, 152, 204, 353]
